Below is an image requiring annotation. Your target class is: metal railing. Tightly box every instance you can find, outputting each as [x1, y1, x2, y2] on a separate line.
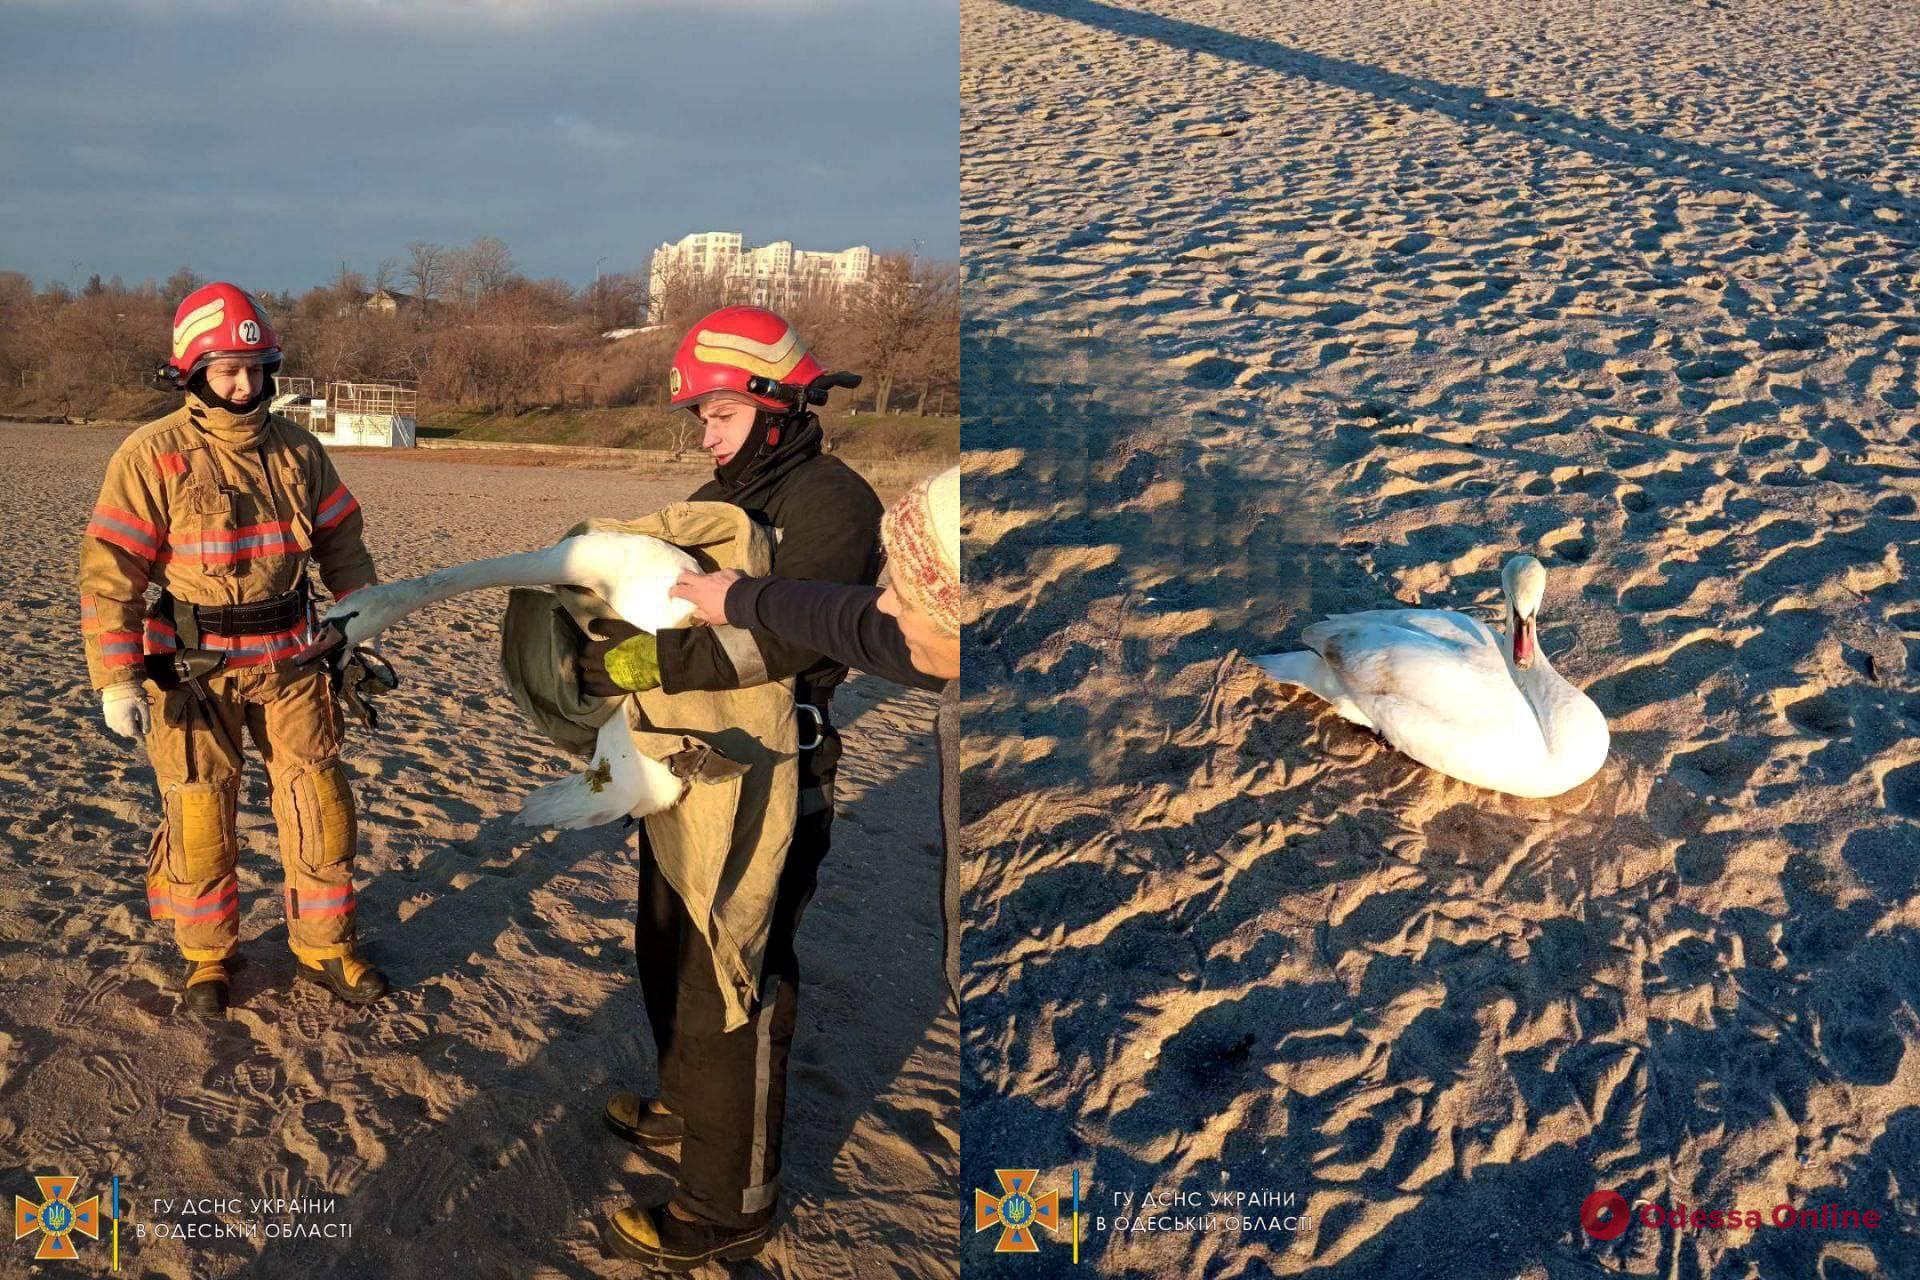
[326, 381, 418, 416]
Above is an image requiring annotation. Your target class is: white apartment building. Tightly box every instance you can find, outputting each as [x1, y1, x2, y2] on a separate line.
[648, 231, 874, 314]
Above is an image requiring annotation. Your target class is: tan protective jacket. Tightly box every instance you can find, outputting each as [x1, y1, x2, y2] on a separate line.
[78, 397, 378, 689]
[500, 504, 798, 1031]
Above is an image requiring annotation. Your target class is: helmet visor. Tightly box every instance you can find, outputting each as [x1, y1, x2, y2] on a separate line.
[187, 347, 282, 379]
[678, 388, 772, 415]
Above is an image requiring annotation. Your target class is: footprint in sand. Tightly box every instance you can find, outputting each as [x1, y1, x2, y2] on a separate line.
[55, 968, 129, 1029]
[1545, 529, 1593, 565]
[1736, 610, 1826, 671]
[165, 1089, 274, 1141]
[1879, 761, 1920, 818]
[209, 1050, 287, 1102]
[1556, 470, 1616, 497]
[1778, 690, 1853, 738]
[372, 1013, 434, 1051]
[1590, 637, 1736, 714]
[1178, 354, 1247, 389]
[1671, 737, 1768, 793]
[1618, 561, 1713, 613]
[78, 1053, 146, 1118]
[1617, 485, 1653, 513]
[1676, 354, 1745, 382]
[298, 1098, 356, 1156]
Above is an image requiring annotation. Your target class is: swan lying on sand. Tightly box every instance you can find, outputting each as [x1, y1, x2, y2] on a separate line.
[1251, 555, 1609, 798]
[310, 531, 699, 827]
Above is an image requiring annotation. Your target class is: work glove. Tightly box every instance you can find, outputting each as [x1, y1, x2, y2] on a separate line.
[580, 619, 661, 697]
[101, 683, 151, 740]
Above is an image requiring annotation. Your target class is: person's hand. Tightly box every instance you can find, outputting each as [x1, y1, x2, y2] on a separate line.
[294, 620, 347, 667]
[101, 683, 151, 740]
[669, 569, 742, 627]
[580, 619, 661, 697]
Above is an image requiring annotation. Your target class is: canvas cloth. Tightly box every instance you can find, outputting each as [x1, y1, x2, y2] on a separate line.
[499, 503, 797, 1031]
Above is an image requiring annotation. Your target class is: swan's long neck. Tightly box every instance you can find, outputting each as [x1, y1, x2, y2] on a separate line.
[359, 543, 592, 630]
[1505, 604, 1595, 767]
[1497, 606, 1574, 736]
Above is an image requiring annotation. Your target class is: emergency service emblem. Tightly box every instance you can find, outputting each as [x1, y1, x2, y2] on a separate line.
[14, 1176, 100, 1261]
[973, 1169, 1061, 1253]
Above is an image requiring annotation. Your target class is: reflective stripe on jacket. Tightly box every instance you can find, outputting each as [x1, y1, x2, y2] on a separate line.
[77, 403, 378, 689]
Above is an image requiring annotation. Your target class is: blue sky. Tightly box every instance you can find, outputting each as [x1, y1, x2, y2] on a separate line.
[0, 0, 957, 292]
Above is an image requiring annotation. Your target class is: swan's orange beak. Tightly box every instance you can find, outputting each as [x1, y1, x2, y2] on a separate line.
[1512, 615, 1536, 669]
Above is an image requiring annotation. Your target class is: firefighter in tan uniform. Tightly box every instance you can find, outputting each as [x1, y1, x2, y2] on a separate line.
[79, 282, 388, 1016]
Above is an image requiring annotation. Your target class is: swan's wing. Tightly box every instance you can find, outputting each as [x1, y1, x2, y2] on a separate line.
[1306, 608, 1500, 656]
[515, 716, 685, 829]
[1247, 650, 1377, 729]
[1302, 613, 1540, 762]
[580, 534, 700, 633]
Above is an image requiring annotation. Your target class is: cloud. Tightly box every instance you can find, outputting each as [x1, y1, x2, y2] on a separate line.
[0, 0, 956, 289]
[553, 114, 636, 153]
[1, 0, 827, 23]
[67, 142, 151, 174]
[326, 0, 823, 19]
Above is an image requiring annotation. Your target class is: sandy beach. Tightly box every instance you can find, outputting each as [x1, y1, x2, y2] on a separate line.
[0, 421, 955, 1279]
[962, 1, 1919, 1275]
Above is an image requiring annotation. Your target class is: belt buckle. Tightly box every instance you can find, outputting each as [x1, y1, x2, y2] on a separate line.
[796, 703, 824, 751]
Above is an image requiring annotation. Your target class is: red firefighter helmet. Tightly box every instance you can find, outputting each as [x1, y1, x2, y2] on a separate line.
[669, 306, 824, 413]
[164, 282, 281, 385]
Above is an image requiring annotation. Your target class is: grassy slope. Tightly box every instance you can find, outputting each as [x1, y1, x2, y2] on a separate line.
[420, 406, 959, 460]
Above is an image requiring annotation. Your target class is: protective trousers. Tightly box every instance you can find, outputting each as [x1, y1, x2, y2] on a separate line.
[142, 665, 360, 964]
[633, 725, 842, 1229]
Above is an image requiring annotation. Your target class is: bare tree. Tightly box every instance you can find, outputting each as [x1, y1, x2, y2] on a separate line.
[592, 271, 646, 329]
[373, 258, 400, 294]
[847, 254, 954, 415]
[164, 266, 202, 305]
[667, 410, 701, 457]
[442, 246, 476, 310]
[466, 236, 516, 299]
[0, 271, 41, 390]
[1, 253, 961, 444]
[521, 277, 577, 322]
[646, 257, 738, 333]
[405, 241, 445, 308]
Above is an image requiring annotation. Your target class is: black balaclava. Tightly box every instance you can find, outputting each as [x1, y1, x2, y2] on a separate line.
[715, 408, 784, 489]
[188, 365, 277, 415]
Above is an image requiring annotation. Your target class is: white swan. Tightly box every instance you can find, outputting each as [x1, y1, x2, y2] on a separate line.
[1250, 555, 1609, 798]
[315, 531, 701, 828]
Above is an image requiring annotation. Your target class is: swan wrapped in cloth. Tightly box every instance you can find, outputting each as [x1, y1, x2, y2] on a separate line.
[503, 505, 798, 1031]
[321, 502, 798, 1032]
